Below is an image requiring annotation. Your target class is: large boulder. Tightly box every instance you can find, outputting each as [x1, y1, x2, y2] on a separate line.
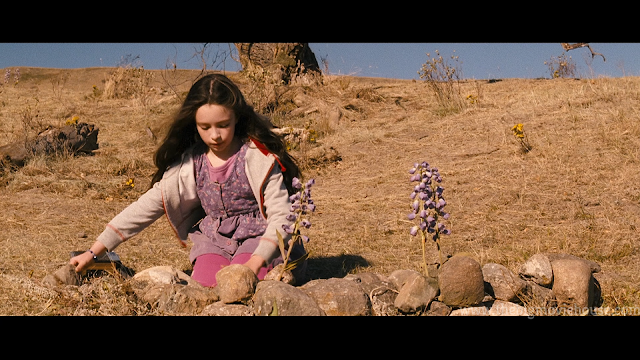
[438, 255, 485, 308]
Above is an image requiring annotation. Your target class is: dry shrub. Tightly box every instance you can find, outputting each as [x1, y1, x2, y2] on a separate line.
[103, 66, 155, 106]
[418, 49, 465, 115]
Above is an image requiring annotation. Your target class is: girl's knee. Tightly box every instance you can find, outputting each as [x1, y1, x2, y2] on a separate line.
[191, 253, 230, 287]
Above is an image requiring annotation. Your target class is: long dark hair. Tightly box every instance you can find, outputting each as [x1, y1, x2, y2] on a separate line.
[150, 73, 300, 194]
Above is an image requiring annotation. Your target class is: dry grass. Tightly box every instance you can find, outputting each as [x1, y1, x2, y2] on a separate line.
[1, 67, 639, 315]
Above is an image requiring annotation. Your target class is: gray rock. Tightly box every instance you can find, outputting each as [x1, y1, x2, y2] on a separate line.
[519, 253, 554, 287]
[424, 300, 452, 316]
[482, 263, 527, 303]
[263, 264, 296, 285]
[344, 272, 398, 316]
[387, 269, 422, 291]
[215, 264, 258, 304]
[551, 259, 595, 312]
[522, 280, 556, 309]
[141, 283, 220, 314]
[394, 274, 439, 314]
[132, 266, 197, 286]
[201, 301, 253, 316]
[301, 278, 372, 316]
[253, 280, 324, 316]
[438, 255, 485, 308]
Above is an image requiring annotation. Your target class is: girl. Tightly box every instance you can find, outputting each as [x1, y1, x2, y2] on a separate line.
[70, 73, 307, 287]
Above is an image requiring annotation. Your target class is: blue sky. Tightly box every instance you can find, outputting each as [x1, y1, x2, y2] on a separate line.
[0, 43, 634, 80]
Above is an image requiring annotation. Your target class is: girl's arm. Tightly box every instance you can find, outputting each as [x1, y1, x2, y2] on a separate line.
[70, 181, 166, 273]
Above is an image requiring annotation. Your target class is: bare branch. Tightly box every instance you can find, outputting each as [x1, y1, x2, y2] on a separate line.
[561, 43, 606, 62]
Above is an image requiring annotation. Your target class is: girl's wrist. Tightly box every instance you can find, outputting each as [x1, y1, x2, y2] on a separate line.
[87, 249, 98, 262]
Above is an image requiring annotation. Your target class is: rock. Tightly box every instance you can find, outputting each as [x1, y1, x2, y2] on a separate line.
[345, 272, 398, 316]
[387, 269, 422, 291]
[545, 253, 601, 273]
[301, 278, 372, 316]
[438, 255, 485, 308]
[394, 274, 439, 314]
[482, 263, 527, 303]
[449, 305, 490, 316]
[201, 301, 253, 316]
[487, 300, 529, 316]
[215, 264, 258, 304]
[132, 266, 197, 286]
[263, 264, 296, 285]
[523, 280, 556, 309]
[519, 253, 554, 287]
[424, 301, 452, 316]
[551, 259, 595, 312]
[141, 283, 220, 314]
[253, 280, 324, 316]
[42, 264, 82, 287]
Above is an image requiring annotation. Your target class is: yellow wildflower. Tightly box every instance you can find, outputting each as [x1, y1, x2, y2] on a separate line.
[65, 116, 80, 126]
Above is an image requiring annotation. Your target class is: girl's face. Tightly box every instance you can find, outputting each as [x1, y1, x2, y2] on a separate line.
[195, 104, 238, 157]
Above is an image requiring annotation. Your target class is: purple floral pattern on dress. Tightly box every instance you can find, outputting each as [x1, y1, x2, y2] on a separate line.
[189, 142, 268, 262]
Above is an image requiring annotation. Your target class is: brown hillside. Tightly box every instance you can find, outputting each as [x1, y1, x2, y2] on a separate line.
[1, 67, 638, 315]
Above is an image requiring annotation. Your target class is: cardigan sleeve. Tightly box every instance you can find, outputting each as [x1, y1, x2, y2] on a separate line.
[251, 164, 293, 264]
[96, 181, 166, 251]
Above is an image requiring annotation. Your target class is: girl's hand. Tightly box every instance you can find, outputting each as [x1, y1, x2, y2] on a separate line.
[243, 255, 266, 276]
[70, 242, 107, 273]
[70, 251, 95, 273]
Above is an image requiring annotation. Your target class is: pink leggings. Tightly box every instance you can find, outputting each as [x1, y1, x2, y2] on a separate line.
[191, 253, 274, 287]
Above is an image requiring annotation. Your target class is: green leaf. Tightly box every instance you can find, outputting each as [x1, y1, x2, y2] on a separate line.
[269, 299, 278, 316]
[284, 251, 310, 271]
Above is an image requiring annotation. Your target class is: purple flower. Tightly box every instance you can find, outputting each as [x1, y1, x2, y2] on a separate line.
[289, 193, 301, 202]
[306, 179, 315, 188]
[292, 177, 302, 189]
[407, 212, 416, 220]
[282, 224, 294, 234]
[426, 215, 435, 226]
[301, 235, 310, 243]
[286, 214, 297, 222]
[307, 203, 316, 212]
[301, 219, 311, 229]
[410, 226, 419, 236]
